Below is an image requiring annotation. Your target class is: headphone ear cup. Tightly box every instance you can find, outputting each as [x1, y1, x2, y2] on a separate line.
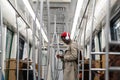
[65, 33, 69, 40]
[65, 36, 69, 40]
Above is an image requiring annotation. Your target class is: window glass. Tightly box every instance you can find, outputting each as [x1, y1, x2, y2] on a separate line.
[98, 30, 102, 51]
[18, 38, 25, 59]
[5, 28, 14, 80]
[6, 28, 13, 59]
[111, 18, 120, 41]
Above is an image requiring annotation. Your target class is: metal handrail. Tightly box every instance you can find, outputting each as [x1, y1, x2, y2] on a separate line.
[0, 2, 3, 80]
[89, 0, 96, 80]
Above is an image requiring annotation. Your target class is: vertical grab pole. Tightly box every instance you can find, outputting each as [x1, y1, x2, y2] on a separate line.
[32, 15, 36, 80]
[0, 2, 3, 80]
[55, 36, 61, 80]
[50, 15, 57, 80]
[15, 0, 20, 80]
[26, 27, 30, 80]
[89, 0, 96, 80]
[38, 29, 42, 80]
[46, 0, 50, 80]
[82, 16, 88, 80]
[77, 30, 82, 80]
[54, 15, 56, 80]
[32, 1, 40, 80]
[105, 0, 110, 80]
[78, 47, 80, 80]
[16, 13, 20, 80]
[38, 0, 44, 80]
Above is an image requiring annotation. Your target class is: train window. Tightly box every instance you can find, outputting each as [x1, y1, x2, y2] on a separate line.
[18, 38, 25, 59]
[92, 39, 95, 52]
[110, 16, 120, 41]
[85, 45, 87, 58]
[92, 39, 95, 60]
[5, 28, 14, 80]
[6, 28, 14, 59]
[97, 30, 102, 51]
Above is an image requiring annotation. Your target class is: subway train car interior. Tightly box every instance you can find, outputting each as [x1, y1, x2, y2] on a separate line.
[0, 0, 120, 80]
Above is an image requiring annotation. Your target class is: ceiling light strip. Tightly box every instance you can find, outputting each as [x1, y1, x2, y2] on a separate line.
[71, 0, 84, 39]
[23, 0, 48, 42]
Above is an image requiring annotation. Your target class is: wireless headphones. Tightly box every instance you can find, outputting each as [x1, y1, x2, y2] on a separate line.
[65, 32, 69, 40]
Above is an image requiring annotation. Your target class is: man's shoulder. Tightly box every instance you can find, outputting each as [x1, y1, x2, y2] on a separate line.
[70, 41, 78, 48]
[71, 41, 77, 45]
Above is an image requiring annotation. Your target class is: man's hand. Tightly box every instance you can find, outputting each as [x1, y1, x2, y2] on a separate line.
[56, 54, 63, 59]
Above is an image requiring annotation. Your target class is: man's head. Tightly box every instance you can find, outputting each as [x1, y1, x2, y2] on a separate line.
[60, 32, 71, 44]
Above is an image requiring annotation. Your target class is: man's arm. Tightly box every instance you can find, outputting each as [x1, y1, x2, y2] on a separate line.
[64, 43, 78, 61]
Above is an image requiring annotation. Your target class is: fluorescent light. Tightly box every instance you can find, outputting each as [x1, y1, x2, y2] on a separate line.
[23, 0, 48, 42]
[71, 0, 84, 39]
